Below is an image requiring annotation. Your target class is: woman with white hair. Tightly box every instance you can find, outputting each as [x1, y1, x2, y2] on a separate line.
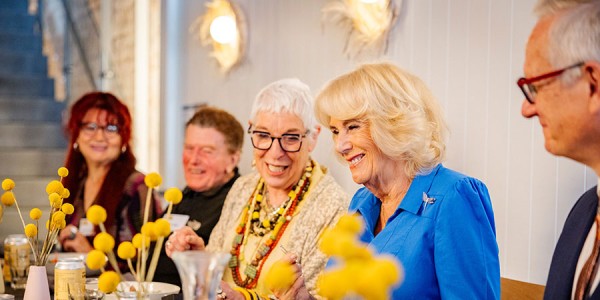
[277, 63, 500, 299]
[166, 78, 349, 299]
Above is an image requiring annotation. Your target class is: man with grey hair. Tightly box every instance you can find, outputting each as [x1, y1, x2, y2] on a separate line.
[519, 0, 600, 299]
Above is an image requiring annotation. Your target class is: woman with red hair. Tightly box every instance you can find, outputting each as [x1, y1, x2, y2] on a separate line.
[58, 92, 161, 254]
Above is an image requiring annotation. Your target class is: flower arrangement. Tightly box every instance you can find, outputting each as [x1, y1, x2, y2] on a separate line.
[83, 172, 183, 297]
[264, 213, 403, 300]
[1, 167, 73, 266]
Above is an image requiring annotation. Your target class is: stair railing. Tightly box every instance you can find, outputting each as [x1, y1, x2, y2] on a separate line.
[29, 0, 123, 103]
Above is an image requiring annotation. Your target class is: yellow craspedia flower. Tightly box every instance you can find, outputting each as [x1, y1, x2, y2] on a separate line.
[154, 218, 171, 237]
[61, 188, 70, 199]
[98, 271, 120, 293]
[48, 193, 62, 208]
[29, 208, 42, 220]
[57, 167, 69, 178]
[86, 205, 107, 225]
[86, 249, 107, 270]
[56, 219, 66, 230]
[1, 179, 15, 191]
[52, 211, 66, 223]
[93, 232, 115, 253]
[264, 260, 295, 291]
[117, 241, 136, 260]
[24, 223, 37, 237]
[1, 191, 16, 206]
[141, 222, 158, 241]
[319, 229, 355, 256]
[164, 187, 183, 204]
[336, 214, 364, 235]
[316, 271, 349, 300]
[371, 256, 403, 286]
[46, 180, 64, 195]
[61, 203, 75, 215]
[132, 233, 150, 249]
[144, 172, 162, 188]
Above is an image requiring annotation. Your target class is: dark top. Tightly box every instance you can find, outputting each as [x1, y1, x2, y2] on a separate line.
[151, 169, 240, 287]
[544, 186, 600, 300]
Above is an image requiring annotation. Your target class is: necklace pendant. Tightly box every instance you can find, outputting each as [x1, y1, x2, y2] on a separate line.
[228, 256, 238, 267]
[245, 265, 258, 279]
[258, 244, 270, 256]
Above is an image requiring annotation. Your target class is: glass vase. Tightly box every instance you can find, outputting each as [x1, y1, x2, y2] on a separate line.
[171, 251, 231, 300]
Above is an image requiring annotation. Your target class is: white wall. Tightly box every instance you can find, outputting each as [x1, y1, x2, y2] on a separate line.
[162, 0, 597, 284]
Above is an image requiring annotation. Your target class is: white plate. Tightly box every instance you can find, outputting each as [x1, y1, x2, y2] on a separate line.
[90, 281, 180, 300]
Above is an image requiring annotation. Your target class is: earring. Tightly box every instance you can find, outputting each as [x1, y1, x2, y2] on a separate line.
[73, 143, 79, 150]
[121, 146, 127, 154]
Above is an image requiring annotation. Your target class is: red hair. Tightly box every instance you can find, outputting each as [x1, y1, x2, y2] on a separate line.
[63, 92, 136, 231]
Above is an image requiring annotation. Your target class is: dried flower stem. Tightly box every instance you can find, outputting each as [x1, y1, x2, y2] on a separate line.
[145, 236, 165, 281]
[140, 187, 154, 282]
[127, 258, 138, 281]
[12, 193, 39, 264]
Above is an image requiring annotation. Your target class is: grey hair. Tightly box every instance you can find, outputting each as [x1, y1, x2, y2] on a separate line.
[534, 0, 593, 16]
[250, 78, 318, 132]
[536, 0, 600, 84]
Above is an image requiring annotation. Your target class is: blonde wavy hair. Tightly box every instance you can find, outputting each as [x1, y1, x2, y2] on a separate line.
[315, 62, 448, 178]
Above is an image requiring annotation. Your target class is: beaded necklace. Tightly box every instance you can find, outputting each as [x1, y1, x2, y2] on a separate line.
[229, 161, 313, 288]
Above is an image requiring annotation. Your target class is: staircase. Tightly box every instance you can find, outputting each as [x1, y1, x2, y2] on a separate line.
[0, 0, 67, 243]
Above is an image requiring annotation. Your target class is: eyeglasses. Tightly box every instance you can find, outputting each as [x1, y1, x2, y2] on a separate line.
[248, 127, 308, 152]
[80, 122, 120, 138]
[517, 62, 584, 104]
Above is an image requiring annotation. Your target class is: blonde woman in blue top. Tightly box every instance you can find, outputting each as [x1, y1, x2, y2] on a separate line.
[278, 63, 500, 299]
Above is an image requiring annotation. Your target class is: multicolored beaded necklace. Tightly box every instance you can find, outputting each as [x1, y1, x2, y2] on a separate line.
[229, 161, 314, 288]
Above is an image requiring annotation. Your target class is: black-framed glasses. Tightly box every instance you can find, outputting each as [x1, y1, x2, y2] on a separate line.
[80, 122, 120, 138]
[248, 127, 308, 152]
[517, 62, 584, 104]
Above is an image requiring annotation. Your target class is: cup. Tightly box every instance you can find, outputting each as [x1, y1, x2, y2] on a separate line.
[9, 244, 30, 289]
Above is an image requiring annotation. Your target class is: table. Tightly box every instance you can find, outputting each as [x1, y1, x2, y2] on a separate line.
[3, 282, 24, 300]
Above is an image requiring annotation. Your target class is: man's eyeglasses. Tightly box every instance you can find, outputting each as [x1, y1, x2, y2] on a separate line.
[80, 122, 120, 138]
[248, 127, 308, 152]
[517, 62, 584, 104]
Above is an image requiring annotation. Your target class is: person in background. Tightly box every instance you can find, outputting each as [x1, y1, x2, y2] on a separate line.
[519, 1, 600, 299]
[58, 92, 162, 254]
[165, 78, 350, 299]
[278, 63, 500, 299]
[152, 105, 244, 286]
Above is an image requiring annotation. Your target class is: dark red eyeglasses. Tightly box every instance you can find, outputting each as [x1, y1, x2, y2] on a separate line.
[517, 62, 584, 104]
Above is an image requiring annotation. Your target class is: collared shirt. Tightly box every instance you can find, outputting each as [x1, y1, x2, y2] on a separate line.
[349, 164, 500, 299]
[571, 180, 600, 299]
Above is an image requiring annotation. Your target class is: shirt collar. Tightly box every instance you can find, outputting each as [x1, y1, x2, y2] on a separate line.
[398, 164, 442, 215]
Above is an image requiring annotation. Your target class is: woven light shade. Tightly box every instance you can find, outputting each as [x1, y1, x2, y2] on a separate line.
[323, 0, 399, 58]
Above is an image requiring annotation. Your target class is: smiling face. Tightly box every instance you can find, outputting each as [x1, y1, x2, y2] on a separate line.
[521, 15, 592, 159]
[76, 108, 122, 168]
[329, 117, 399, 190]
[183, 125, 240, 192]
[251, 111, 315, 192]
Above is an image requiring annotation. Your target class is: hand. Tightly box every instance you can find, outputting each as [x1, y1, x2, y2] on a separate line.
[165, 226, 205, 257]
[272, 253, 314, 300]
[61, 230, 93, 253]
[58, 225, 78, 244]
[219, 281, 246, 300]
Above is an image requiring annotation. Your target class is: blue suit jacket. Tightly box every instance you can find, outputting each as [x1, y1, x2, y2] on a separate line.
[544, 186, 600, 300]
[349, 164, 500, 299]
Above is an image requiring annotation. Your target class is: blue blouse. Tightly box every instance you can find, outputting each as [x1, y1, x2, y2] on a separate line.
[349, 164, 500, 299]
